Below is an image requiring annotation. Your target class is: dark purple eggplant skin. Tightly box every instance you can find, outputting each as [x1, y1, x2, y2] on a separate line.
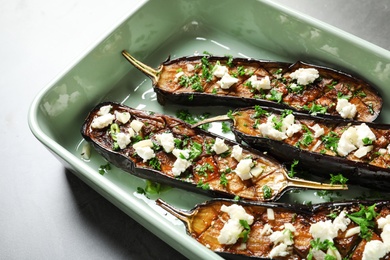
[158, 197, 390, 260]
[152, 55, 382, 122]
[232, 106, 390, 190]
[81, 102, 305, 202]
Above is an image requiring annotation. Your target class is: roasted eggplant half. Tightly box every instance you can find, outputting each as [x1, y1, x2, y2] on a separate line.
[81, 102, 345, 202]
[195, 106, 390, 190]
[122, 50, 382, 122]
[157, 198, 390, 260]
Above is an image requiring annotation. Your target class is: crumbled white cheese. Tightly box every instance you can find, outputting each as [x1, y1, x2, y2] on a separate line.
[217, 73, 239, 89]
[91, 113, 115, 129]
[269, 243, 289, 258]
[135, 147, 155, 162]
[248, 75, 271, 90]
[218, 218, 244, 245]
[250, 165, 264, 178]
[258, 115, 287, 141]
[345, 226, 360, 237]
[269, 225, 295, 246]
[261, 224, 273, 236]
[311, 140, 322, 152]
[267, 208, 275, 220]
[332, 211, 351, 233]
[115, 111, 131, 124]
[354, 145, 373, 158]
[362, 240, 387, 260]
[337, 127, 358, 156]
[336, 98, 357, 119]
[221, 204, 254, 223]
[172, 148, 190, 160]
[116, 132, 132, 149]
[355, 123, 376, 147]
[213, 64, 229, 78]
[231, 145, 243, 161]
[132, 139, 153, 149]
[362, 215, 390, 260]
[132, 139, 155, 162]
[337, 123, 376, 157]
[289, 68, 319, 85]
[235, 158, 253, 180]
[172, 158, 191, 176]
[310, 220, 338, 242]
[130, 119, 144, 133]
[310, 124, 325, 138]
[171, 148, 191, 176]
[258, 114, 301, 140]
[217, 204, 254, 245]
[212, 137, 229, 155]
[97, 105, 112, 115]
[154, 132, 175, 153]
[378, 215, 390, 229]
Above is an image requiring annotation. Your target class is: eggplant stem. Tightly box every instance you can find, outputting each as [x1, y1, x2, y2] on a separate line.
[156, 199, 194, 230]
[287, 177, 348, 190]
[122, 50, 159, 82]
[191, 115, 231, 128]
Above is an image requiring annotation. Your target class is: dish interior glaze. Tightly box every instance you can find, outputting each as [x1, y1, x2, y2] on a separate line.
[29, 0, 390, 259]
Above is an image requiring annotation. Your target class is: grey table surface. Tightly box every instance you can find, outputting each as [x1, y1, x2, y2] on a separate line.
[1, 0, 389, 259]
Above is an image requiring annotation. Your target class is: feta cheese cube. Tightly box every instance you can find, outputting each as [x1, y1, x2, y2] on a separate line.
[154, 132, 175, 153]
[91, 113, 115, 129]
[336, 98, 357, 119]
[217, 73, 239, 89]
[248, 75, 271, 90]
[235, 158, 253, 180]
[310, 124, 325, 138]
[97, 105, 112, 115]
[289, 68, 319, 85]
[172, 158, 191, 176]
[116, 132, 132, 149]
[213, 64, 229, 78]
[130, 119, 144, 133]
[212, 137, 229, 155]
[115, 111, 131, 124]
[231, 145, 243, 161]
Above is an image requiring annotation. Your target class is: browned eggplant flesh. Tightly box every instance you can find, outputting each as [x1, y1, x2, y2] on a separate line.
[122, 50, 382, 122]
[227, 106, 390, 190]
[157, 198, 390, 260]
[81, 102, 346, 202]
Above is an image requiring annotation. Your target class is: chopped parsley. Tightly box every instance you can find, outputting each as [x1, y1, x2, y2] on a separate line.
[239, 219, 251, 242]
[362, 137, 373, 145]
[221, 121, 231, 133]
[137, 180, 170, 195]
[347, 204, 378, 240]
[322, 131, 339, 152]
[148, 157, 161, 170]
[288, 159, 299, 178]
[268, 89, 283, 103]
[176, 109, 211, 130]
[98, 162, 111, 175]
[253, 105, 268, 118]
[262, 185, 272, 199]
[307, 238, 337, 260]
[303, 103, 328, 115]
[196, 180, 210, 190]
[330, 173, 348, 186]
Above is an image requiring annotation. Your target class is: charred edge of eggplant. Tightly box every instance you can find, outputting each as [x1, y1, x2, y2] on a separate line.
[189, 197, 390, 215]
[156, 56, 382, 121]
[232, 106, 390, 190]
[172, 198, 390, 260]
[80, 102, 294, 201]
[162, 55, 382, 101]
